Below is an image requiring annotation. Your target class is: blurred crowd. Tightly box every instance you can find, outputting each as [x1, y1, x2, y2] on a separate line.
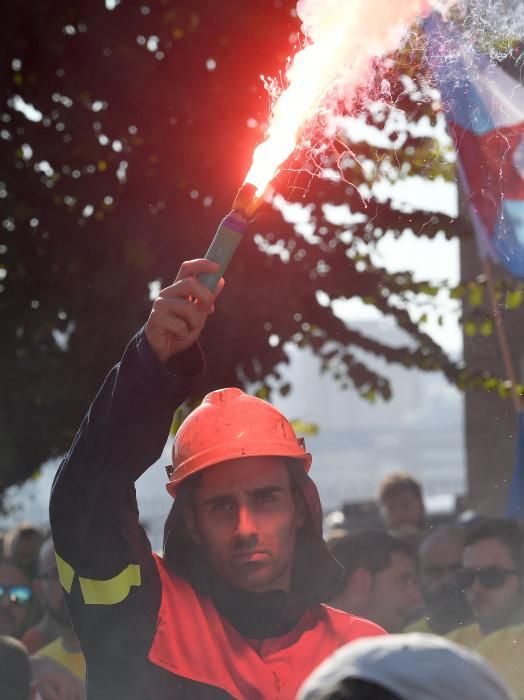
[0, 523, 84, 699]
[2, 471, 524, 699]
[322, 472, 524, 698]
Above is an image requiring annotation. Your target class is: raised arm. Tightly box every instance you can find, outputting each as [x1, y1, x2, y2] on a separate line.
[49, 260, 222, 696]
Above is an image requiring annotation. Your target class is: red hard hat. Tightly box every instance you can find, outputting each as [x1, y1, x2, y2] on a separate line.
[166, 387, 311, 496]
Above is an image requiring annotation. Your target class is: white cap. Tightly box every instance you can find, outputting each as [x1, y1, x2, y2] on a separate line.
[297, 633, 516, 700]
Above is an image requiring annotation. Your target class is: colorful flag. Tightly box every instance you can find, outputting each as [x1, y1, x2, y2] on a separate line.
[506, 412, 524, 519]
[424, 13, 524, 277]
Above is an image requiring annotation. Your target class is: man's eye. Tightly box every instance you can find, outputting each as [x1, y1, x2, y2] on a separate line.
[254, 493, 275, 504]
[211, 501, 233, 512]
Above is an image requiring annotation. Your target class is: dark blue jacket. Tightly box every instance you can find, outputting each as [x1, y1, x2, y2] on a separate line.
[49, 329, 378, 699]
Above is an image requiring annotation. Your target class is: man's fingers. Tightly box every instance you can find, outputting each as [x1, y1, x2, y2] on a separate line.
[154, 298, 202, 335]
[145, 258, 223, 362]
[212, 277, 225, 302]
[199, 277, 225, 315]
[174, 258, 219, 283]
[160, 276, 215, 310]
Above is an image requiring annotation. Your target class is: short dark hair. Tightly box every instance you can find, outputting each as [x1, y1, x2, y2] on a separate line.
[3, 524, 42, 559]
[329, 530, 414, 587]
[310, 678, 402, 700]
[0, 635, 31, 700]
[378, 472, 422, 504]
[464, 518, 524, 573]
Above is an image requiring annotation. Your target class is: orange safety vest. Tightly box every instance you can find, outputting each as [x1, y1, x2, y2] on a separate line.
[148, 554, 385, 699]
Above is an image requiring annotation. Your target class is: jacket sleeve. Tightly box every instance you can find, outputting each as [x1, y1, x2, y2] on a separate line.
[49, 328, 204, 662]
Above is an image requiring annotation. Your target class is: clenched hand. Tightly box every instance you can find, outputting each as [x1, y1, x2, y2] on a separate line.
[145, 259, 224, 363]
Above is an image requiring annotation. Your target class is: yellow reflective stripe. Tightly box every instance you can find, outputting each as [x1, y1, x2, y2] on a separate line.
[79, 564, 141, 605]
[55, 552, 75, 593]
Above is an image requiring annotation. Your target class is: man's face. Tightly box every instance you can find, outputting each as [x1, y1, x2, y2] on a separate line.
[13, 533, 41, 570]
[381, 491, 424, 533]
[420, 535, 463, 599]
[36, 542, 70, 627]
[419, 533, 468, 632]
[462, 537, 521, 632]
[0, 562, 32, 637]
[367, 551, 422, 632]
[187, 456, 305, 593]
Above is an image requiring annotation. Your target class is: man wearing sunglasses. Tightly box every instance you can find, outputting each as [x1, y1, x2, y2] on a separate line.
[0, 556, 85, 700]
[448, 520, 524, 700]
[448, 518, 523, 648]
[0, 559, 33, 640]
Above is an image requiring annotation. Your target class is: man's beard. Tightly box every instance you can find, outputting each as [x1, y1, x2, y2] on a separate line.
[425, 584, 472, 634]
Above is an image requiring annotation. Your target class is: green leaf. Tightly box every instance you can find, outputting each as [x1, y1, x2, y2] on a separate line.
[450, 284, 465, 300]
[456, 375, 468, 391]
[468, 283, 484, 308]
[290, 419, 319, 436]
[497, 381, 513, 400]
[420, 284, 438, 297]
[479, 318, 493, 336]
[483, 377, 498, 391]
[362, 388, 377, 403]
[506, 290, 524, 310]
[464, 321, 477, 336]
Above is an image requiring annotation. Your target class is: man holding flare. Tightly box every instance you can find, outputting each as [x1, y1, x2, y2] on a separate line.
[49, 252, 384, 700]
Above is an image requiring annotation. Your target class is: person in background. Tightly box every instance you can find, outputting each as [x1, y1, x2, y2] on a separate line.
[473, 623, 524, 700]
[23, 538, 65, 653]
[442, 519, 524, 700]
[30, 654, 85, 700]
[0, 635, 33, 700]
[0, 637, 82, 700]
[377, 473, 426, 541]
[3, 525, 43, 580]
[0, 560, 34, 640]
[0, 558, 84, 698]
[329, 530, 422, 633]
[297, 633, 516, 700]
[405, 526, 472, 635]
[448, 518, 524, 648]
[34, 539, 85, 681]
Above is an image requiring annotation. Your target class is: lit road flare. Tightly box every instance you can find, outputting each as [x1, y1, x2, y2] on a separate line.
[201, 0, 455, 291]
[244, 0, 454, 195]
[198, 184, 259, 292]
